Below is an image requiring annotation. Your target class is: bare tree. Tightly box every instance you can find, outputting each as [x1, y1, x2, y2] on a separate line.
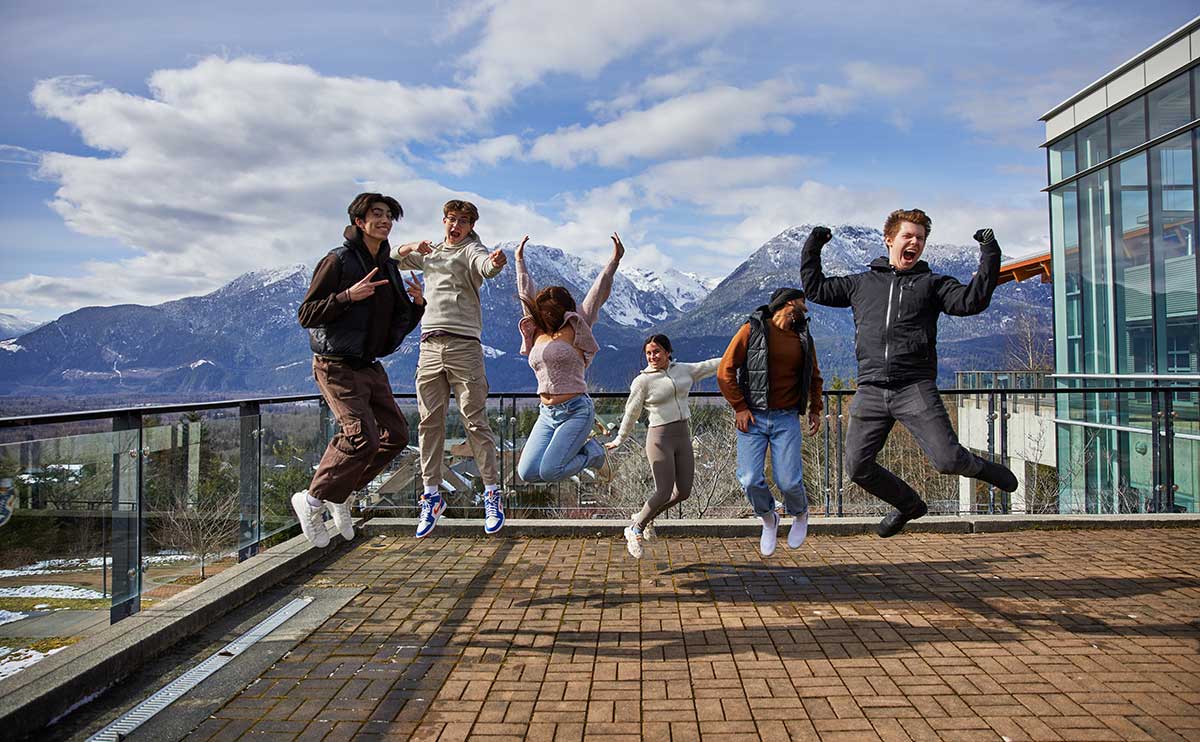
[1006, 306, 1054, 372]
[161, 480, 240, 579]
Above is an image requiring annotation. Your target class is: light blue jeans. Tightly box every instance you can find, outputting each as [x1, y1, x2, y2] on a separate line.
[518, 394, 605, 483]
[736, 407, 807, 517]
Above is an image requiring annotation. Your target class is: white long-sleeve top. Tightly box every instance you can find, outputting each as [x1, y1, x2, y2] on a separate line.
[610, 359, 722, 446]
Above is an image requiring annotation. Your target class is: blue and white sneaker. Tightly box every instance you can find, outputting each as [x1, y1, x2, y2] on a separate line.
[0, 478, 14, 528]
[483, 492, 505, 534]
[415, 494, 445, 539]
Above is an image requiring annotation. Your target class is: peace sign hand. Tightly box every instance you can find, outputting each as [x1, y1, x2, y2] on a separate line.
[404, 272, 425, 305]
[347, 267, 390, 302]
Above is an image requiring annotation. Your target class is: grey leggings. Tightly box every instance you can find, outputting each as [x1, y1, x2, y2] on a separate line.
[634, 420, 694, 529]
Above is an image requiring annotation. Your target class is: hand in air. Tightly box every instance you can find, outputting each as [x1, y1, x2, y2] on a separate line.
[610, 232, 625, 263]
[809, 226, 832, 246]
[404, 272, 424, 305]
[417, 240, 434, 255]
[489, 248, 508, 270]
[972, 228, 996, 245]
[735, 408, 756, 433]
[347, 267, 391, 302]
[806, 410, 821, 436]
[515, 235, 529, 262]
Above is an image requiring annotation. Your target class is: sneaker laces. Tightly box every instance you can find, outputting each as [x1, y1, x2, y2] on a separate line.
[419, 496, 437, 522]
[484, 493, 502, 519]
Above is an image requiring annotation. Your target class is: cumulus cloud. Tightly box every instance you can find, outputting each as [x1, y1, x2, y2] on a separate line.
[462, 0, 769, 105]
[440, 134, 524, 175]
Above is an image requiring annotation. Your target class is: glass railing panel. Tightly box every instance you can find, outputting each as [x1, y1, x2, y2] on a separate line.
[140, 414, 244, 599]
[260, 401, 322, 541]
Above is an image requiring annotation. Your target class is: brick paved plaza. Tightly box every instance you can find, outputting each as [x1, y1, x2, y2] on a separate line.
[186, 528, 1200, 741]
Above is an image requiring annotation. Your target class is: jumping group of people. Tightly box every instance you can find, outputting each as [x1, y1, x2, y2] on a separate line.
[293, 194, 1019, 557]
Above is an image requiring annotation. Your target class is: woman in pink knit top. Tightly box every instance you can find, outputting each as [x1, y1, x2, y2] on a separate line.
[515, 233, 624, 484]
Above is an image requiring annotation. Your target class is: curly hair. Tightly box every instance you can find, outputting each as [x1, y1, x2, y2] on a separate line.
[521, 286, 577, 337]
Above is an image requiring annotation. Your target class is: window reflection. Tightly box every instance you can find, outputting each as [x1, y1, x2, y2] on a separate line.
[1078, 118, 1109, 169]
[1149, 133, 1197, 378]
[1110, 97, 1146, 156]
[1049, 137, 1076, 183]
[1148, 72, 1191, 139]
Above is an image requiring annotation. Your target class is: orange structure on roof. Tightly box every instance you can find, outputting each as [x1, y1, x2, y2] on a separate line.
[998, 252, 1052, 285]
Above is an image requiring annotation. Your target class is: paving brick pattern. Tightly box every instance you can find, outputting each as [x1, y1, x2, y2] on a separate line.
[186, 528, 1200, 741]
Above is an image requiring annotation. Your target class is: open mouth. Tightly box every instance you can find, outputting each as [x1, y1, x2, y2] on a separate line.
[902, 248, 919, 262]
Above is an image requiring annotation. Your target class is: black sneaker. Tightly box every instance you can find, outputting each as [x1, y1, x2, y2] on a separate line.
[877, 500, 928, 538]
[976, 460, 1018, 493]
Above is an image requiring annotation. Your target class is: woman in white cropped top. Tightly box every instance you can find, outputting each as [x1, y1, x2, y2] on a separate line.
[606, 334, 720, 558]
[515, 234, 624, 484]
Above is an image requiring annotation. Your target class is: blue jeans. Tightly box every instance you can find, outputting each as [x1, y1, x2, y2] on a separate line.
[518, 395, 605, 483]
[736, 408, 807, 517]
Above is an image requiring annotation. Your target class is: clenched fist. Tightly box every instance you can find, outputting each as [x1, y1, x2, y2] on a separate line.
[972, 228, 996, 245]
[807, 226, 832, 248]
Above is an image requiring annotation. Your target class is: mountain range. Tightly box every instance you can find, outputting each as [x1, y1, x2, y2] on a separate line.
[0, 225, 1051, 403]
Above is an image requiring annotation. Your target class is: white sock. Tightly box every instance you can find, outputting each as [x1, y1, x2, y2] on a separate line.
[423, 485, 439, 497]
[306, 494, 323, 508]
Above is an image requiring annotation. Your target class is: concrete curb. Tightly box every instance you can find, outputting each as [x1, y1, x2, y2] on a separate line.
[364, 513, 1200, 538]
[0, 520, 353, 741]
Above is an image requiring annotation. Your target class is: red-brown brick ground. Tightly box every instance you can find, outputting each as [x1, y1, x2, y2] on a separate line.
[186, 528, 1200, 741]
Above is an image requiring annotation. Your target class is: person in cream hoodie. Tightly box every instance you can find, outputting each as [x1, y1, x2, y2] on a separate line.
[606, 334, 721, 559]
[392, 199, 508, 537]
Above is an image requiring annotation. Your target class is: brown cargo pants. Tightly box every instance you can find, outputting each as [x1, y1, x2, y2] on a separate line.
[308, 357, 409, 504]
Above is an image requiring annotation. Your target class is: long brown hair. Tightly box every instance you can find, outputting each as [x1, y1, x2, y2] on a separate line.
[521, 286, 577, 337]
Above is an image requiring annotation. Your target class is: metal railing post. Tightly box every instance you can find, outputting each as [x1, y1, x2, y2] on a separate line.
[238, 401, 261, 561]
[1150, 390, 1162, 513]
[835, 394, 844, 517]
[986, 391, 996, 515]
[999, 390, 1010, 515]
[1163, 391, 1176, 513]
[822, 394, 831, 517]
[110, 412, 142, 623]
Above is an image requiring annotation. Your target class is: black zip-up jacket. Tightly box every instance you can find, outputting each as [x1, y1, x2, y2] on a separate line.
[800, 231, 1001, 387]
[299, 235, 424, 364]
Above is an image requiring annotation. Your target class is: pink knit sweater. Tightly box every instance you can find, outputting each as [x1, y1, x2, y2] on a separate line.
[517, 257, 617, 395]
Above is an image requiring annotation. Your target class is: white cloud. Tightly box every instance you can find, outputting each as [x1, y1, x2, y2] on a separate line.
[440, 134, 523, 175]
[0, 144, 41, 167]
[462, 0, 770, 105]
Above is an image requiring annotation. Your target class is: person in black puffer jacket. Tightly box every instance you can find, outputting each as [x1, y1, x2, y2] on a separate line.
[800, 209, 1017, 537]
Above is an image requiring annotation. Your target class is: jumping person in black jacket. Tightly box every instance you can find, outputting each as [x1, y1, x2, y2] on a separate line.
[800, 209, 1017, 537]
[294, 193, 425, 547]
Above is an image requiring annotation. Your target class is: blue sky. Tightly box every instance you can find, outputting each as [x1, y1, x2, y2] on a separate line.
[1, 1, 1197, 323]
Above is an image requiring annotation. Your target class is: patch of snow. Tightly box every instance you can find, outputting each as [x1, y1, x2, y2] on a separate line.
[0, 585, 105, 600]
[0, 610, 30, 627]
[0, 645, 70, 681]
[274, 360, 306, 371]
[481, 345, 507, 358]
[0, 554, 191, 578]
[189, 359, 213, 369]
[0, 340, 23, 352]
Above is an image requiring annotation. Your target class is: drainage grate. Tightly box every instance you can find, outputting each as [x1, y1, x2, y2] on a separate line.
[86, 596, 313, 742]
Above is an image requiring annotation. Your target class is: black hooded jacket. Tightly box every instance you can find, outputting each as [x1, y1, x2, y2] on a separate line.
[800, 232, 1001, 387]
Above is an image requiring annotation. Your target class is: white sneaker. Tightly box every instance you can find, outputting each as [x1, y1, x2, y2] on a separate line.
[631, 514, 655, 541]
[291, 491, 330, 548]
[759, 511, 779, 557]
[328, 498, 355, 541]
[787, 511, 809, 549]
[624, 525, 643, 559]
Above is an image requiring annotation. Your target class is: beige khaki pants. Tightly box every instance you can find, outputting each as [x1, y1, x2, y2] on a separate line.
[416, 335, 498, 488]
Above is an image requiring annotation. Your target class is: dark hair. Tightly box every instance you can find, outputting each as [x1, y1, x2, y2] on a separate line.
[643, 334, 673, 359]
[521, 286, 577, 337]
[348, 192, 403, 226]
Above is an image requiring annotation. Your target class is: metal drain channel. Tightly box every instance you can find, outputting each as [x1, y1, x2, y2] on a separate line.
[86, 596, 313, 742]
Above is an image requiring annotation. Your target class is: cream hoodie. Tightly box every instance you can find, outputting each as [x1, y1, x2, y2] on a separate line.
[610, 358, 722, 446]
[392, 231, 502, 340]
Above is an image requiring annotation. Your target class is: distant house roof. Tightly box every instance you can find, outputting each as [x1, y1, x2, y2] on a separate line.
[999, 253, 1052, 286]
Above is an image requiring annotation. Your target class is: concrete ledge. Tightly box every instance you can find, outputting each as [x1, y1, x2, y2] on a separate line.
[365, 514, 1200, 538]
[0, 520, 352, 741]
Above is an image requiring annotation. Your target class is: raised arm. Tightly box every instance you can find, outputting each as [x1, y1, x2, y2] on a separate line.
[800, 226, 855, 308]
[580, 233, 623, 324]
[468, 234, 507, 279]
[515, 236, 535, 317]
[937, 229, 1001, 316]
[606, 377, 648, 449]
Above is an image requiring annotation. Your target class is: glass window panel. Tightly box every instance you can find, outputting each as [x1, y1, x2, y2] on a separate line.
[1148, 72, 1191, 139]
[1110, 96, 1146, 156]
[1050, 185, 1081, 375]
[1049, 136, 1076, 183]
[1149, 133, 1197, 376]
[1078, 170, 1113, 374]
[1111, 154, 1153, 375]
[1078, 117, 1109, 169]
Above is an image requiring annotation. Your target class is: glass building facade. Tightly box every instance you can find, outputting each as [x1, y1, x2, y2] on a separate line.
[1045, 48, 1199, 514]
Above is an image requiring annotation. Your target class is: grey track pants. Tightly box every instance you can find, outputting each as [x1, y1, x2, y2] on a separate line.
[633, 420, 694, 529]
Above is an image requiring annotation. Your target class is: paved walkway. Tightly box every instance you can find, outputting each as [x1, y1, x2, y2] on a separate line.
[185, 528, 1200, 741]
